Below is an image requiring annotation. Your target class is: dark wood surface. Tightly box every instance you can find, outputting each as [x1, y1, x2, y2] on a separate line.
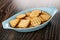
[0, 0, 60, 40]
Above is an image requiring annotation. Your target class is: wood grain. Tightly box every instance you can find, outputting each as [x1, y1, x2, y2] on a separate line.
[0, 0, 60, 40]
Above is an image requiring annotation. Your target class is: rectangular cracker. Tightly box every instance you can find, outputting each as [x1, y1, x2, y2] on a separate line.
[17, 20, 30, 28]
[31, 17, 41, 26]
[30, 10, 41, 18]
[40, 14, 51, 21]
[16, 14, 26, 19]
[39, 16, 45, 23]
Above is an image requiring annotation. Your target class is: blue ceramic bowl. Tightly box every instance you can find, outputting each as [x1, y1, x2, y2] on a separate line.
[2, 7, 58, 32]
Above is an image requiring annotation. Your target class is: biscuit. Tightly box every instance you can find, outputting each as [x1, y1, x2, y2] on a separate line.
[10, 19, 20, 28]
[17, 20, 30, 28]
[31, 17, 41, 26]
[40, 14, 51, 21]
[30, 10, 41, 18]
[26, 12, 31, 16]
[39, 16, 44, 23]
[16, 14, 26, 19]
[29, 25, 33, 28]
[42, 11, 49, 15]
[25, 17, 32, 20]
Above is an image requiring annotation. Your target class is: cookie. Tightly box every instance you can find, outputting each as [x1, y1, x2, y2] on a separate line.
[17, 20, 30, 28]
[30, 10, 41, 18]
[25, 17, 32, 20]
[10, 19, 20, 28]
[42, 11, 49, 15]
[40, 14, 51, 21]
[39, 16, 44, 23]
[16, 14, 26, 19]
[26, 12, 31, 16]
[31, 17, 41, 26]
[29, 25, 33, 28]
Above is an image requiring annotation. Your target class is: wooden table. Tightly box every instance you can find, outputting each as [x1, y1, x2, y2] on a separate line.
[0, 0, 60, 40]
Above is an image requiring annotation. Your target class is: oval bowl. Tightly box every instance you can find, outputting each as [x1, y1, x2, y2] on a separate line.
[2, 7, 58, 32]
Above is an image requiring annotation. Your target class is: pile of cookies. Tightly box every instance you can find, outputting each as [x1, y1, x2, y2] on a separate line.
[10, 10, 51, 28]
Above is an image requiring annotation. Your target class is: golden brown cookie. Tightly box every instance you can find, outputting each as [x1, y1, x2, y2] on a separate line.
[25, 17, 32, 20]
[26, 12, 31, 16]
[17, 20, 30, 28]
[10, 19, 20, 28]
[29, 25, 33, 28]
[40, 14, 51, 21]
[39, 16, 44, 23]
[31, 17, 41, 26]
[30, 10, 41, 18]
[41, 11, 49, 15]
[16, 14, 26, 19]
